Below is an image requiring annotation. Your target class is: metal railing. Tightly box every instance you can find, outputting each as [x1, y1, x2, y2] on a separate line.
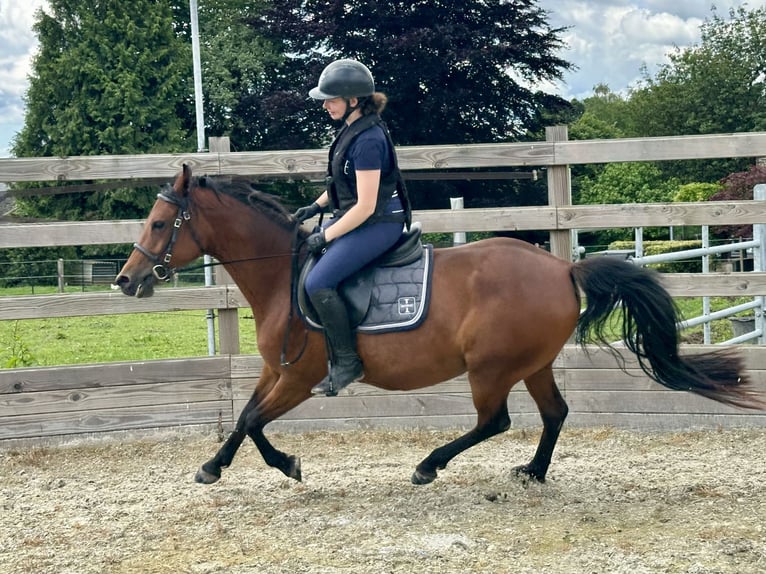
[577, 184, 766, 345]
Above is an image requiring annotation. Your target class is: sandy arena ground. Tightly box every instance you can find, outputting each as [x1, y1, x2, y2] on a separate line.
[1, 426, 765, 574]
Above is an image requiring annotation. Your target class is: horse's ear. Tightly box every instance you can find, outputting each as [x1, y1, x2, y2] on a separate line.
[174, 163, 193, 197]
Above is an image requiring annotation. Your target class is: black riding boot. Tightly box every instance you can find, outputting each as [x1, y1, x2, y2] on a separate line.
[309, 288, 364, 396]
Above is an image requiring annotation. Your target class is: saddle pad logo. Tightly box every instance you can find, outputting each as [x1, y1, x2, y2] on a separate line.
[398, 297, 417, 315]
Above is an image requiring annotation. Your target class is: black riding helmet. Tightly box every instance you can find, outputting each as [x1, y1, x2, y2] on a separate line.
[309, 59, 375, 100]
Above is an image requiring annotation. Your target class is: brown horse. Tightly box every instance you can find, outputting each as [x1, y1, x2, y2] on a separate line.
[115, 165, 762, 485]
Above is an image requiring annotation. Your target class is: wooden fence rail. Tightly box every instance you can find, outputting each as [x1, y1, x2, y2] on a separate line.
[3, 346, 765, 445]
[4, 270, 766, 324]
[5, 201, 766, 248]
[2, 130, 766, 443]
[2, 132, 765, 182]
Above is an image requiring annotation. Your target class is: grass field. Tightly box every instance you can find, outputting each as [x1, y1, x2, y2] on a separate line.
[0, 285, 753, 368]
[0, 285, 259, 367]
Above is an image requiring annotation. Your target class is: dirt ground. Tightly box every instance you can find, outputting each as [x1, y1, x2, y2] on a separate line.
[1, 426, 765, 574]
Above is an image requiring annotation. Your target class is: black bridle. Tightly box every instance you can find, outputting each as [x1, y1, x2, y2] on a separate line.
[132, 186, 204, 282]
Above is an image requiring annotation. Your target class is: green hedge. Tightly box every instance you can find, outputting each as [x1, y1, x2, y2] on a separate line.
[608, 240, 703, 273]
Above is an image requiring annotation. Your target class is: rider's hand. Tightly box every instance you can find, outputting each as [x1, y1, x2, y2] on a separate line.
[306, 230, 327, 255]
[292, 202, 322, 223]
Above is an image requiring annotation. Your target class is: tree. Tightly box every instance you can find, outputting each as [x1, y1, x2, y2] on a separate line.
[168, 0, 290, 152]
[576, 162, 680, 246]
[12, 0, 191, 221]
[624, 5, 766, 183]
[630, 6, 766, 137]
[247, 0, 574, 213]
[567, 86, 632, 204]
[253, 0, 573, 147]
[709, 165, 766, 240]
[674, 182, 721, 203]
[578, 162, 679, 206]
[572, 84, 631, 137]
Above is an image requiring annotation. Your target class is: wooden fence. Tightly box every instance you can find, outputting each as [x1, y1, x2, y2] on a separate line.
[2, 129, 766, 443]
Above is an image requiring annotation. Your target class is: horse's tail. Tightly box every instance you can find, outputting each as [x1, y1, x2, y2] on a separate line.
[570, 256, 764, 410]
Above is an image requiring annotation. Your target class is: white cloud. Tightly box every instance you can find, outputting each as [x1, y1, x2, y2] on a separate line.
[538, 0, 747, 99]
[620, 9, 701, 44]
[0, 0, 47, 156]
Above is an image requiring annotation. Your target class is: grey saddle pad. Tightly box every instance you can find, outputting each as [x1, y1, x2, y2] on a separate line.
[298, 244, 434, 334]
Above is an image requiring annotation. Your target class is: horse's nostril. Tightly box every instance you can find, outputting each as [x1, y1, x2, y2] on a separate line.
[113, 275, 133, 293]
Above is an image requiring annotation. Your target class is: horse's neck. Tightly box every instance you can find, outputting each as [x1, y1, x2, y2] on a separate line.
[205, 209, 293, 323]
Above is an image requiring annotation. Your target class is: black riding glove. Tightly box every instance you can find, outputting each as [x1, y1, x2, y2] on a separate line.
[292, 202, 322, 223]
[306, 230, 328, 255]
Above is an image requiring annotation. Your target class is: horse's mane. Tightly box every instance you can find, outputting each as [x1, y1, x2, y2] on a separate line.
[196, 175, 297, 232]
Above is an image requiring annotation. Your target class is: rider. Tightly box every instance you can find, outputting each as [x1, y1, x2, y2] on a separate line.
[293, 59, 411, 396]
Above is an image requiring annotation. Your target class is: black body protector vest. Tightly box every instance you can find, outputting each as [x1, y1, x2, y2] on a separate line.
[326, 114, 412, 230]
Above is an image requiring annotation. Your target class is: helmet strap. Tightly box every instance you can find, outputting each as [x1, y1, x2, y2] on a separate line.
[341, 98, 359, 123]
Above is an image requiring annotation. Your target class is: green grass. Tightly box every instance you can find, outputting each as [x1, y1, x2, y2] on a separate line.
[589, 296, 751, 344]
[0, 285, 259, 367]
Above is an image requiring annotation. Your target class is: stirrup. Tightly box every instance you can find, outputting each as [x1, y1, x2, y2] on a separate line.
[311, 359, 363, 396]
[311, 377, 343, 397]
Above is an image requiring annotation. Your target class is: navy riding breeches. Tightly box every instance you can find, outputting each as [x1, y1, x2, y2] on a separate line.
[303, 219, 403, 296]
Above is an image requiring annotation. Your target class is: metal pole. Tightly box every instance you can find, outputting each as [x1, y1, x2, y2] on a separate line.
[190, 0, 216, 355]
[190, 0, 205, 153]
[702, 225, 710, 344]
[450, 197, 466, 246]
[754, 184, 766, 344]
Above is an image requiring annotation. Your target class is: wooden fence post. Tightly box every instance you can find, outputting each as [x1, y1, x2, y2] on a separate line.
[209, 136, 240, 355]
[57, 258, 65, 293]
[546, 126, 573, 261]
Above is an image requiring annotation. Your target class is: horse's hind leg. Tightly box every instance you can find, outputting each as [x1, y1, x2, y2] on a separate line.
[514, 364, 568, 483]
[412, 373, 512, 485]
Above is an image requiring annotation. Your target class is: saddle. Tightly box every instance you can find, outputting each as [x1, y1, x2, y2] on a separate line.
[297, 222, 434, 334]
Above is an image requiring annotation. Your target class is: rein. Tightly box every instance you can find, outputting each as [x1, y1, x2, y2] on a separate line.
[174, 252, 293, 274]
[280, 224, 308, 367]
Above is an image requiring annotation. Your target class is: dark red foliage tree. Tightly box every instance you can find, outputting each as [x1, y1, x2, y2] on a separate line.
[249, 0, 574, 148]
[709, 164, 766, 239]
[246, 0, 574, 217]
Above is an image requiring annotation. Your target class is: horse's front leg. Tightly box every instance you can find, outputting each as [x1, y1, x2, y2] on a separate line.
[198, 416, 303, 483]
[196, 370, 313, 484]
[240, 377, 314, 480]
[195, 391, 263, 484]
[195, 364, 279, 485]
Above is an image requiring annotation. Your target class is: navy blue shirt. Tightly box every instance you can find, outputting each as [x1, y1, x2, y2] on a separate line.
[344, 125, 401, 214]
[345, 125, 391, 173]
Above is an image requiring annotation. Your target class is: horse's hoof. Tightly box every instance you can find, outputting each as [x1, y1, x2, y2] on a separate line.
[194, 464, 221, 485]
[512, 464, 545, 484]
[411, 468, 437, 485]
[287, 455, 302, 482]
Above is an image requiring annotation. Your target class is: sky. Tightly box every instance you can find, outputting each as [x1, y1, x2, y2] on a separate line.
[0, 0, 749, 158]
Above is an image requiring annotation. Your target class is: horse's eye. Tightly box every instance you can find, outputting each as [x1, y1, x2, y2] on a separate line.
[152, 221, 166, 231]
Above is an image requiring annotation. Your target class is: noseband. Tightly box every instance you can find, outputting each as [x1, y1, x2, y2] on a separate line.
[132, 185, 201, 281]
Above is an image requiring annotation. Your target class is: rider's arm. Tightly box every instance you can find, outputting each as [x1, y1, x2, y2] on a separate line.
[323, 169, 380, 242]
[313, 190, 330, 209]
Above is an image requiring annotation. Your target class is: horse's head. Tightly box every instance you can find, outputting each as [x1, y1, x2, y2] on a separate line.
[114, 164, 205, 298]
